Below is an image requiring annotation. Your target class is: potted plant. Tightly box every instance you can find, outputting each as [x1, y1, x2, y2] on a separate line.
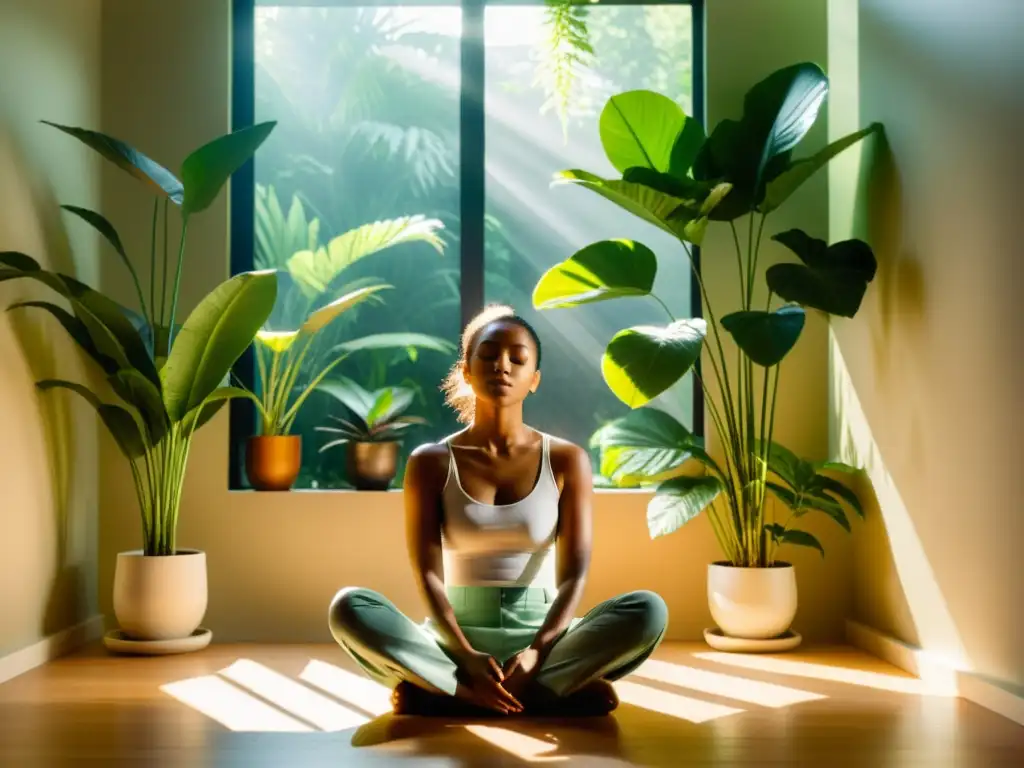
[242, 210, 453, 490]
[532, 63, 881, 645]
[0, 119, 276, 648]
[315, 376, 428, 490]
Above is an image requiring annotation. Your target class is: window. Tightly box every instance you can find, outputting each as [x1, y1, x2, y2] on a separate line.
[230, 0, 703, 490]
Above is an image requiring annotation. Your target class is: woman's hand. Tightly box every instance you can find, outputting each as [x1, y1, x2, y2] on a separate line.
[455, 649, 523, 714]
[501, 646, 543, 698]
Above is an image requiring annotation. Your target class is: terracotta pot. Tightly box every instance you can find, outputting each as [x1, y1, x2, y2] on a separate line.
[707, 561, 797, 639]
[246, 435, 301, 491]
[346, 441, 399, 490]
[113, 549, 207, 641]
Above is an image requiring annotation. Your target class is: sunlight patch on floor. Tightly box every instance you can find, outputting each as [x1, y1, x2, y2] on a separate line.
[631, 659, 827, 708]
[299, 658, 393, 716]
[220, 658, 369, 731]
[160, 675, 313, 732]
[465, 725, 567, 763]
[613, 680, 744, 723]
[693, 651, 929, 694]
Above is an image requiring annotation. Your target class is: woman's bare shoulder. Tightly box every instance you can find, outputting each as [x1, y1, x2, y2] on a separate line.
[546, 435, 593, 480]
[404, 441, 451, 489]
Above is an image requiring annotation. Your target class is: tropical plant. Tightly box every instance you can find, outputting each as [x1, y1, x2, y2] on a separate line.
[0, 120, 277, 556]
[535, 0, 594, 139]
[532, 62, 882, 566]
[244, 285, 454, 437]
[315, 376, 427, 449]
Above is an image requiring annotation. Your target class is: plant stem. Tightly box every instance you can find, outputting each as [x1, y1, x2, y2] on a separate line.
[729, 221, 746, 309]
[148, 199, 158, 332]
[651, 293, 675, 322]
[166, 217, 190, 351]
[160, 199, 169, 328]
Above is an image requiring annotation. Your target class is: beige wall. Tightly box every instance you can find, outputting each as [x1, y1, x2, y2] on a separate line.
[97, 0, 852, 643]
[828, 0, 1023, 689]
[0, 0, 102, 657]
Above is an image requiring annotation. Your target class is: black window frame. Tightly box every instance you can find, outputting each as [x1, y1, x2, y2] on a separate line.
[228, 0, 705, 489]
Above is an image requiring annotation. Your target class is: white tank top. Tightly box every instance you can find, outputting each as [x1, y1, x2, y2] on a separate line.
[440, 433, 560, 589]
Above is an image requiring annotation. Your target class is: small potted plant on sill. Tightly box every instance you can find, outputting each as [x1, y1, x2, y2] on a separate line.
[533, 62, 881, 649]
[1, 119, 277, 651]
[315, 376, 427, 490]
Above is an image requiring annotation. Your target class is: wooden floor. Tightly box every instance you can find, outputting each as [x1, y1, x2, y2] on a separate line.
[1, 641, 1022, 767]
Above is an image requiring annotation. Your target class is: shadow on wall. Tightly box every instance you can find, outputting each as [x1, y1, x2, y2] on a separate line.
[0, 121, 89, 636]
[831, 123, 968, 670]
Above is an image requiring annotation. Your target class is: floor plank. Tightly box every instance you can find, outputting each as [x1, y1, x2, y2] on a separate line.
[0, 641, 1021, 767]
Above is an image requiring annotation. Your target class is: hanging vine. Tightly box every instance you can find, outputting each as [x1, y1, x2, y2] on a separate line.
[534, 0, 594, 140]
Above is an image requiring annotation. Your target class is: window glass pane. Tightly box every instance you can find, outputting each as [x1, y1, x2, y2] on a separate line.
[484, 5, 696, 455]
[253, 5, 462, 489]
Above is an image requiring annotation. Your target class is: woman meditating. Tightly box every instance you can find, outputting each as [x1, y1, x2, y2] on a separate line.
[328, 305, 668, 716]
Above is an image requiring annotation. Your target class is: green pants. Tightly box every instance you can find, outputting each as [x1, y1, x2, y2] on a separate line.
[328, 585, 668, 698]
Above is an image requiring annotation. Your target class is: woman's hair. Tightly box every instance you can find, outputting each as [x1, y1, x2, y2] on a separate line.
[441, 304, 542, 424]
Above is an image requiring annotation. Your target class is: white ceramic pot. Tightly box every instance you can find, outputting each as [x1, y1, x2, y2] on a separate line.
[113, 549, 208, 641]
[707, 561, 797, 639]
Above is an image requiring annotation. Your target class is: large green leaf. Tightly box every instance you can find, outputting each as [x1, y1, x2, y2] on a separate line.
[761, 123, 882, 212]
[317, 376, 376, 424]
[42, 121, 183, 203]
[37, 379, 146, 458]
[300, 285, 392, 335]
[331, 332, 455, 357]
[744, 63, 829, 182]
[255, 184, 321, 271]
[601, 319, 706, 407]
[801, 493, 851, 532]
[590, 407, 696, 486]
[692, 63, 828, 220]
[647, 475, 723, 539]
[287, 216, 444, 298]
[0, 252, 158, 385]
[109, 369, 169, 443]
[60, 206, 139, 288]
[533, 239, 656, 310]
[7, 300, 118, 374]
[765, 524, 824, 557]
[813, 474, 864, 518]
[180, 122, 276, 216]
[599, 90, 704, 178]
[721, 305, 806, 367]
[161, 270, 277, 422]
[552, 170, 730, 245]
[767, 230, 877, 318]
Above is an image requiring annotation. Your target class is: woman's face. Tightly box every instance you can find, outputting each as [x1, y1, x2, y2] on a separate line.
[464, 320, 541, 408]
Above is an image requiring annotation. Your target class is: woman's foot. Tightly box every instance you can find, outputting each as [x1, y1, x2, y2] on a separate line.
[391, 682, 505, 717]
[527, 680, 619, 717]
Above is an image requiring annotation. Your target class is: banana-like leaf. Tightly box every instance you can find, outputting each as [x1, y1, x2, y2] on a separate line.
[602, 319, 706, 408]
[7, 300, 118, 374]
[161, 270, 278, 422]
[109, 369, 169, 443]
[37, 379, 146, 458]
[42, 121, 183, 203]
[287, 216, 444, 298]
[300, 285, 392, 335]
[60, 206, 140, 290]
[0, 252, 159, 385]
[180, 122, 277, 216]
[318, 376, 376, 425]
[533, 239, 656, 310]
[255, 184, 321, 271]
[647, 475, 723, 539]
[721, 305, 805, 367]
[331, 331, 455, 356]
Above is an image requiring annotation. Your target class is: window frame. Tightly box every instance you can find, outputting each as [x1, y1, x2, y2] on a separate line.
[228, 0, 706, 490]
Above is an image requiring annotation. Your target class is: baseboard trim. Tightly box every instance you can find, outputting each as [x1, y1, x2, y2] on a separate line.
[0, 614, 106, 686]
[847, 619, 1024, 727]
